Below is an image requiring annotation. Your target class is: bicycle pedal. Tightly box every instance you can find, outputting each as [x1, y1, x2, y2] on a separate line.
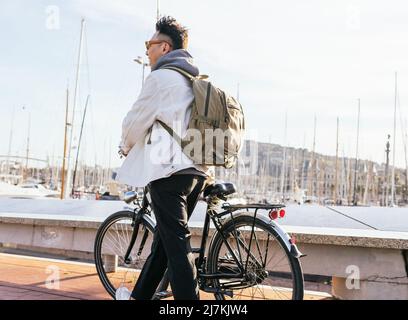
[153, 290, 173, 300]
[224, 290, 233, 298]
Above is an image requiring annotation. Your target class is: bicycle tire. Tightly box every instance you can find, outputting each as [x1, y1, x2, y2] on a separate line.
[207, 213, 304, 300]
[94, 210, 155, 298]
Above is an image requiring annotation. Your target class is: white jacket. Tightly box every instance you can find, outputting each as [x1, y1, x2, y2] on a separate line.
[115, 68, 211, 187]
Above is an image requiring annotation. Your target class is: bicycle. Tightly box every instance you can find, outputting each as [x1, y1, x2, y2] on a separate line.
[94, 181, 305, 300]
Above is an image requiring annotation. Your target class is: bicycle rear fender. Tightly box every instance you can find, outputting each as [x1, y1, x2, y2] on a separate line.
[220, 211, 304, 259]
[269, 219, 305, 259]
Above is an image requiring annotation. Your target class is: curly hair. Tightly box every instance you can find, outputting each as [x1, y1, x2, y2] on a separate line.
[156, 16, 188, 50]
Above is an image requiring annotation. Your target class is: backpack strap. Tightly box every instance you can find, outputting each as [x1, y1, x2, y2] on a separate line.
[162, 66, 195, 82]
[162, 66, 209, 81]
[156, 67, 207, 148]
[154, 67, 191, 148]
[156, 119, 187, 149]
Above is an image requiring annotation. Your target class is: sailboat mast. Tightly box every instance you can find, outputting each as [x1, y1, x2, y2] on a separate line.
[60, 87, 69, 199]
[308, 115, 317, 200]
[404, 127, 408, 204]
[65, 18, 85, 199]
[341, 147, 346, 203]
[397, 89, 407, 203]
[334, 117, 339, 204]
[290, 148, 295, 196]
[384, 135, 391, 206]
[24, 110, 31, 182]
[352, 99, 360, 206]
[391, 71, 397, 206]
[71, 94, 90, 197]
[300, 132, 306, 190]
[5, 106, 15, 179]
[363, 160, 370, 205]
[280, 112, 288, 201]
[108, 136, 112, 181]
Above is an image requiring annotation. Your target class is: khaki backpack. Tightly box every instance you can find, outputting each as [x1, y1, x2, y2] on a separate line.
[157, 67, 245, 168]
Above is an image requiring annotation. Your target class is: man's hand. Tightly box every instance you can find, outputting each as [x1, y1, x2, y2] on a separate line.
[118, 147, 128, 159]
[118, 141, 131, 158]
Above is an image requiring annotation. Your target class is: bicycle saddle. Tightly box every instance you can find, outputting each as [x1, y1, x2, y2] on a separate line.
[203, 182, 237, 197]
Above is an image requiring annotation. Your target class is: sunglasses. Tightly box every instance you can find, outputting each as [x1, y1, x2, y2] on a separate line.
[145, 40, 173, 50]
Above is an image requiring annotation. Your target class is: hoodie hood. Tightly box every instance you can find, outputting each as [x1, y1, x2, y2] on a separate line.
[151, 49, 199, 77]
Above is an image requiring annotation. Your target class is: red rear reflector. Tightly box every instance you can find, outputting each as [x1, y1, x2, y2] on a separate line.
[279, 209, 285, 218]
[269, 210, 278, 220]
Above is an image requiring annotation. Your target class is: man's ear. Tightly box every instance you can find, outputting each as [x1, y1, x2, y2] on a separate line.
[163, 43, 171, 54]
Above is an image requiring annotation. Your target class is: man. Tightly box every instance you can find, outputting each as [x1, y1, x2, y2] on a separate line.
[115, 16, 212, 300]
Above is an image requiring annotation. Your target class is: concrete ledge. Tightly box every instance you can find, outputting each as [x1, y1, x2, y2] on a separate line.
[0, 212, 103, 229]
[283, 225, 408, 250]
[2, 212, 408, 249]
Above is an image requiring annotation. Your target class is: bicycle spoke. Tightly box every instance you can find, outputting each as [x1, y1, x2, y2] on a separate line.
[266, 252, 288, 271]
[252, 229, 265, 267]
[263, 234, 271, 267]
[104, 232, 124, 256]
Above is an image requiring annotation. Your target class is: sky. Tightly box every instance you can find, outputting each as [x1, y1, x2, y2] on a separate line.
[1, 0, 408, 169]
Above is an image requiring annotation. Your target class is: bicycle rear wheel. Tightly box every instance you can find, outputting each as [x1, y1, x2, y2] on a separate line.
[207, 214, 304, 300]
[94, 210, 155, 298]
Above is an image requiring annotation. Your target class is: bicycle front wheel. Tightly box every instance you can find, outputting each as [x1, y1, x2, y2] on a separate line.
[207, 214, 304, 300]
[94, 210, 155, 298]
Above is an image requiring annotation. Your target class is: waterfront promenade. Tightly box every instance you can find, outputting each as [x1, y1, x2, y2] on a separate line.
[1, 199, 407, 300]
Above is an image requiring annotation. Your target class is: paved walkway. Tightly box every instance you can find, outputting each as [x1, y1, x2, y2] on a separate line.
[0, 253, 331, 300]
[0, 253, 109, 300]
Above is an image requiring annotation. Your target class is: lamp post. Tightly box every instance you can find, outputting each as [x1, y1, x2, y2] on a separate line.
[133, 56, 149, 86]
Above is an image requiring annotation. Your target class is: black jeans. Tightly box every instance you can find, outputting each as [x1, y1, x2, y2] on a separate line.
[131, 174, 207, 300]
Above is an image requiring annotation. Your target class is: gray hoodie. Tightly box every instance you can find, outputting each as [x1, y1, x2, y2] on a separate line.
[151, 49, 199, 76]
